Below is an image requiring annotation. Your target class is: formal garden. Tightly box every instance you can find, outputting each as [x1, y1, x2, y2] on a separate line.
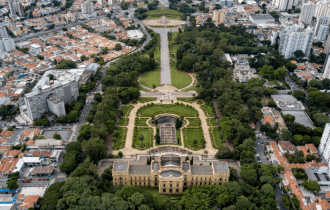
[183, 128, 205, 150]
[133, 127, 153, 150]
[112, 127, 127, 150]
[137, 103, 199, 117]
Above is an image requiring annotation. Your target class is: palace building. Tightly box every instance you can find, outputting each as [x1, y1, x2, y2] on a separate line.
[112, 154, 230, 194]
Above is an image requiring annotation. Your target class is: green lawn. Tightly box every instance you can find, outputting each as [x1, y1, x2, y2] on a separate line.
[138, 187, 183, 199]
[121, 105, 133, 116]
[133, 128, 153, 149]
[112, 127, 126, 150]
[145, 7, 183, 19]
[212, 128, 223, 149]
[171, 66, 192, 89]
[139, 86, 151, 92]
[140, 69, 161, 89]
[136, 118, 148, 126]
[207, 118, 218, 126]
[269, 80, 280, 86]
[187, 118, 201, 127]
[138, 104, 198, 117]
[183, 128, 205, 150]
[118, 117, 128, 126]
[201, 104, 215, 116]
[183, 85, 197, 92]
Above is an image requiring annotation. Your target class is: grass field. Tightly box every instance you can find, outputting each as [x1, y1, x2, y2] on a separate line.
[201, 104, 215, 116]
[140, 69, 161, 88]
[135, 118, 148, 126]
[212, 128, 223, 148]
[118, 117, 128, 126]
[183, 128, 205, 150]
[112, 127, 127, 150]
[145, 7, 183, 19]
[171, 66, 192, 89]
[183, 86, 197, 92]
[121, 105, 133, 116]
[187, 118, 201, 127]
[207, 118, 218, 126]
[134, 128, 153, 149]
[138, 104, 198, 117]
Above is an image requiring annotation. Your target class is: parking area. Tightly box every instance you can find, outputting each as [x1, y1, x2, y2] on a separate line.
[42, 130, 72, 140]
[0, 194, 15, 202]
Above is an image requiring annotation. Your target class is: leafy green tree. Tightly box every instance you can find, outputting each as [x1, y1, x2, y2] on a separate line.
[302, 180, 321, 192]
[240, 169, 258, 186]
[281, 195, 290, 209]
[215, 145, 231, 159]
[53, 133, 61, 139]
[259, 65, 275, 79]
[292, 90, 306, 101]
[6, 179, 18, 190]
[274, 67, 288, 79]
[294, 50, 305, 59]
[82, 138, 107, 164]
[309, 79, 323, 89]
[114, 43, 122, 51]
[313, 113, 329, 128]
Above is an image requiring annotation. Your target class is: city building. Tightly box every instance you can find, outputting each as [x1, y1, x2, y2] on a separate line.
[98, 0, 104, 7]
[249, 14, 275, 24]
[213, 10, 225, 23]
[46, 94, 66, 117]
[0, 26, 9, 39]
[29, 44, 42, 55]
[314, 0, 330, 19]
[298, 2, 316, 25]
[0, 38, 15, 52]
[219, 0, 233, 7]
[22, 73, 79, 120]
[81, 1, 94, 14]
[272, 0, 293, 11]
[15, 1, 24, 17]
[8, 0, 16, 16]
[108, 0, 115, 5]
[112, 154, 230, 194]
[277, 24, 314, 59]
[315, 17, 330, 41]
[323, 54, 330, 79]
[62, 12, 76, 23]
[325, 35, 330, 54]
[318, 123, 330, 163]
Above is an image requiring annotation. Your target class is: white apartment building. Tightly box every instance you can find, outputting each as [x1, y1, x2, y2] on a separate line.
[29, 44, 42, 55]
[272, 0, 293, 12]
[318, 123, 330, 163]
[298, 2, 316, 25]
[315, 17, 330, 41]
[0, 38, 15, 52]
[324, 35, 330, 54]
[277, 24, 314, 59]
[323, 54, 330, 79]
[8, 0, 16, 16]
[47, 94, 66, 117]
[314, 0, 330, 19]
[0, 26, 9, 39]
[98, 0, 104, 7]
[108, 0, 115, 5]
[249, 14, 275, 24]
[24, 78, 79, 120]
[81, 1, 94, 14]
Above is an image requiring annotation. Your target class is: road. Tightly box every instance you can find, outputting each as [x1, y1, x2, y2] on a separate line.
[286, 75, 299, 91]
[151, 27, 172, 85]
[14, 15, 106, 42]
[255, 138, 285, 210]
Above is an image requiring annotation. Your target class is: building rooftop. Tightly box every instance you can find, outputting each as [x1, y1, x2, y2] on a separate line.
[31, 166, 54, 174]
[128, 165, 151, 174]
[250, 14, 275, 20]
[113, 161, 128, 172]
[213, 162, 229, 172]
[191, 165, 213, 175]
[160, 170, 182, 178]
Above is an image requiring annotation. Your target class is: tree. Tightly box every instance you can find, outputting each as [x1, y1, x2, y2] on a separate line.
[292, 90, 306, 101]
[302, 180, 321, 192]
[259, 65, 275, 79]
[118, 151, 123, 158]
[309, 79, 323, 89]
[82, 138, 107, 163]
[94, 93, 102, 103]
[139, 134, 144, 146]
[53, 133, 61, 139]
[215, 145, 231, 159]
[322, 78, 330, 90]
[114, 43, 122, 51]
[240, 169, 258, 186]
[274, 67, 288, 79]
[280, 129, 292, 141]
[281, 195, 290, 209]
[59, 151, 78, 174]
[6, 179, 18, 190]
[102, 166, 113, 180]
[294, 50, 305, 59]
[313, 113, 329, 128]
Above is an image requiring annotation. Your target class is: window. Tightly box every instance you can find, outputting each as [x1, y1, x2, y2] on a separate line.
[170, 184, 172, 187]
[169, 189, 172, 193]
[163, 189, 166, 193]
[176, 189, 179, 193]
[163, 184, 165, 187]
[177, 185, 179, 187]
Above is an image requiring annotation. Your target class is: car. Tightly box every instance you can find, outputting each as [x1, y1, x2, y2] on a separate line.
[257, 157, 261, 160]
[255, 153, 260, 157]
[258, 160, 262, 163]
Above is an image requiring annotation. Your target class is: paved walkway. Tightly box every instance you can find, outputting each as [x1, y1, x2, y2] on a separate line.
[152, 27, 172, 85]
[113, 99, 218, 156]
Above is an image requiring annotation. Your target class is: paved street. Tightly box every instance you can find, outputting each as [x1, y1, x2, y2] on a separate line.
[151, 28, 172, 85]
[286, 75, 299, 91]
